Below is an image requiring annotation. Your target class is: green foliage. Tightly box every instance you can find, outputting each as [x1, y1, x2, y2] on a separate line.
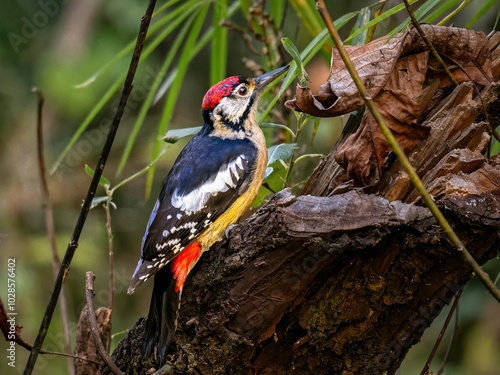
[466, 0, 500, 28]
[211, 0, 228, 84]
[84, 164, 110, 189]
[163, 126, 202, 144]
[265, 143, 297, 179]
[351, 7, 372, 45]
[3, 1, 500, 374]
[281, 37, 309, 86]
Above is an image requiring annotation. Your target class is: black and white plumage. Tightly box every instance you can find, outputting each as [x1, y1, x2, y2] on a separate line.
[127, 65, 289, 366]
[128, 130, 258, 293]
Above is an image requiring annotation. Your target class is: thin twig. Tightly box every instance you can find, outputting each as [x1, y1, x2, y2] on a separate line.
[105, 199, 115, 316]
[403, 0, 459, 86]
[437, 295, 460, 375]
[23, 1, 158, 373]
[40, 351, 102, 366]
[85, 272, 124, 375]
[419, 289, 462, 375]
[33, 87, 74, 375]
[315, 0, 500, 303]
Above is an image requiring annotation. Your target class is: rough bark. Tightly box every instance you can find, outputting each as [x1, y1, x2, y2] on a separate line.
[75, 306, 112, 375]
[104, 33, 500, 374]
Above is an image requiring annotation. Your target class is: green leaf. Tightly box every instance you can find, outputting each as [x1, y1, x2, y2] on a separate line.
[264, 159, 288, 189]
[281, 37, 309, 86]
[433, 0, 474, 26]
[351, 7, 371, 46]
[163, 126, 202, 144]
[211, 0, 228, 84]
[269, 0, 285, 28]
[466, 0, 495, 28]
[289, 0, 329, 58]
[84, 164, 110, 188]
[264, 143, 296, 180]
[50, 77, 122, 174]
[389, 0, 442, 37]
[267, 143, 297, 165]
[294, 153, 324, 165]
[90, 196, 113, 210]
[264, 167, 273, 179]
[260, 122, 296, 139]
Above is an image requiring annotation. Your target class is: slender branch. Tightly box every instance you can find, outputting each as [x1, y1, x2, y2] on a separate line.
[437, 299, 460, 375]
[85, 272, 124, 375]
[33, 87, 74, 375]
[403, 0, 458, 86]
[420, 289, 462, 375]
[23, 1, 158, 373]
[105, 200, 115, 316]
[315, 0, 500, 303]
[39, 351, 102, 366]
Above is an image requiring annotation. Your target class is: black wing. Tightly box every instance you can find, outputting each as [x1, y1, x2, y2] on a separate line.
[128, 126, 257, 293]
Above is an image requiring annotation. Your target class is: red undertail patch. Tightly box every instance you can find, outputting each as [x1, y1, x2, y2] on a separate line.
[171, 241, 202, 293]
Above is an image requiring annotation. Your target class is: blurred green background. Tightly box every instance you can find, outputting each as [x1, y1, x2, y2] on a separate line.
[1, 1, 499, 374]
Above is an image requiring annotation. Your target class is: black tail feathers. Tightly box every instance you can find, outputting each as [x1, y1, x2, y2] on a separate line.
[143, 266, 181, 366]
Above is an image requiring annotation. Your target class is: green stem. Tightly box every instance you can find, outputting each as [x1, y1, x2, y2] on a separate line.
[112, 148, 167, 194]
[285, 114, 308, 185]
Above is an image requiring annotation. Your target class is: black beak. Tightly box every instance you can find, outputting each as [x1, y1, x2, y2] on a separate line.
[253, 65, 290, 93]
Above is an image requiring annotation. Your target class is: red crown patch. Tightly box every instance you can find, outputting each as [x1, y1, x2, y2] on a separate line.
[202, 76, 241, 111]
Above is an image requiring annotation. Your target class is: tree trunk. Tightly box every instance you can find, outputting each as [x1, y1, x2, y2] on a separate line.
[104, 34, 500, 375]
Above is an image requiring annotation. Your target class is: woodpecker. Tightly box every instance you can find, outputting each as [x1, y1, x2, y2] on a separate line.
[127, 65, 289, 365]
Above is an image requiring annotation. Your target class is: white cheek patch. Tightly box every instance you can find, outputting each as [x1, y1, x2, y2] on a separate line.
[171, 155, 247, 213]
[216, 96, 250, 124]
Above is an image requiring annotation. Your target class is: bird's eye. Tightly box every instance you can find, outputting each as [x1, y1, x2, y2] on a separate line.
[237, 85, 249, 96]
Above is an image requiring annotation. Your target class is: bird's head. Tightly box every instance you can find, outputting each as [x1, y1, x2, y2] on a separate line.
[201, 65, 289, 138]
